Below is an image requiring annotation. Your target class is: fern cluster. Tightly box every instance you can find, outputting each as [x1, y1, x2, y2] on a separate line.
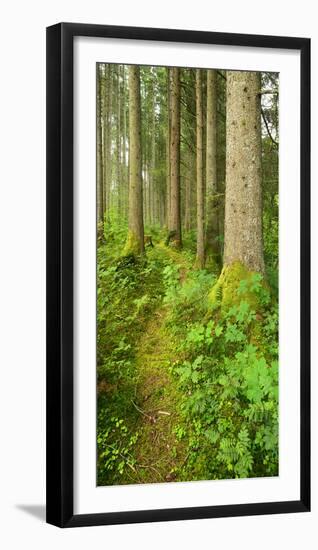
[167, 274, 279, 480]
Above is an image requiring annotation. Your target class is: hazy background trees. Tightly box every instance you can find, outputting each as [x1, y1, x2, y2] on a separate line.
[97, 62, 279, 281]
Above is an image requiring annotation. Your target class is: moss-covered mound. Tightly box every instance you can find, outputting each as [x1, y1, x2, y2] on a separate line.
[122, 229, 144, 257]
[209, 261, 267, 312]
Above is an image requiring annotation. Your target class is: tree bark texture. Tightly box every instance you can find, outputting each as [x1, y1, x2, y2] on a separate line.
[206, 69, 220, 264]
[195, 69, 205, 267]
[169, 67, 182, 247]
[124, 65, 144, 255]
[224, 71, 264, 274]
[166, 69, 171, 229]
[97, 64, 104, 224]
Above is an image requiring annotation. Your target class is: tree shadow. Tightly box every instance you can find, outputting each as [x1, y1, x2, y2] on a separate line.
[16, 504, 46, 522]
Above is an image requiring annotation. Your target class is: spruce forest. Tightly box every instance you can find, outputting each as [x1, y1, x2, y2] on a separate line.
[97, 64, 279, 485]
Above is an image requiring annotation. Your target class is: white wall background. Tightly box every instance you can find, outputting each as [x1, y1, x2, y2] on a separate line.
[0, 0, 315, 548]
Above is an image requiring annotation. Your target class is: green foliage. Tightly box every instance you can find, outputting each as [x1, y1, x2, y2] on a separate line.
[263, 194, 279, 299]
[97, 219, 168, 484]
[171, 273, 279, 481]
[163, 265, 216, 326]
[97, 216, 278, 486]
[209, 262, 271, 313]
[97, 408, 140, 482]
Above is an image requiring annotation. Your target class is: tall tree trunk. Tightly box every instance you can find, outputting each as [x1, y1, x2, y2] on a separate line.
[116, 66, 122, 216]
[106, 65, 113, 220]
[224, 71, 264, 273]
[195, 69, 205, 267]
[143, 162, 148, 224]
[166, 69, 171, 229]
[206, 69, 220, 266]
[123, 66, 144, 256]
[97, 64, 104, 224]
[184, 154, 194, 232]
[160, 188, 165, 226]
[147, 167, 151, 226]
[169, 67, 182, 247]
[151, 74, 156, 225]
[103, 64, 111, 219]
[122, 64, 128, 218]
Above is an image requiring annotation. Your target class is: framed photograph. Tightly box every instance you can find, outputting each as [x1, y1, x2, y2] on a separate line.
[46, 23, 310, 527]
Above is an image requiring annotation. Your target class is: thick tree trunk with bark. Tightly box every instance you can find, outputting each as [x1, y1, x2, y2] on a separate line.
[206, 69, 220, 266]
[195, 69, 205, 268]
[169, 67, 182, 247]
[224, 71, 264, 274]
[210, 71, 265, 311]
[123, 66, 144, 256]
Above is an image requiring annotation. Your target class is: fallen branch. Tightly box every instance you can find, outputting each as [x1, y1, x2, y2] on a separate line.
[131, 399, 153, 420]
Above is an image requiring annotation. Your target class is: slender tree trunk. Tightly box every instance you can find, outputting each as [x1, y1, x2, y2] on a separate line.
[224, 71, 264, 273]
[184, 157, 192, 232]
[147, 167, 151, 226]
[123, 66, 144, 255]
[166, 69, 171, 229]
[116, 66, 122, 216]
[151, 75, 156, 225]
[122, 65, 128, 218]
[97, 64, 104, 224]
[143, 162, 148, 224]
[205, 69, 220, 266]
[169, 67, 182, 247]
[160, 188, 165, 226]
[102, 65, 110, 218]
[195, 69, 205, 267]
[105, 65, 113, 221]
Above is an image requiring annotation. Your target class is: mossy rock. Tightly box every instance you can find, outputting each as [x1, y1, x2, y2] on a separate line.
[209, 261, 263, 313]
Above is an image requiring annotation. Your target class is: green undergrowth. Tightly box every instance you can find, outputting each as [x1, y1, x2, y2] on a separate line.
[97, 219, 278, 485]
[164, 263, 279, 481]
[97, 228, 167, 484]
[97, 220, 194, 484]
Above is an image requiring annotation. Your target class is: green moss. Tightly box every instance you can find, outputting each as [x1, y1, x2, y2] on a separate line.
[249, 320, 264, 348]
[209, 261, 260, 312]
[209, 261, 273, 354]
[122, 230, 143, 257]
[128, 313, 187, 484]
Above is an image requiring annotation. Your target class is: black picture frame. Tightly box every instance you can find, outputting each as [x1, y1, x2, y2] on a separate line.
[46, 22, 311, 528]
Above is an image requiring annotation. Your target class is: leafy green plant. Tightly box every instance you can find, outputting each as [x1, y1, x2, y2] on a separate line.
[172, 276, 278, 481]
[163, 267, 216, 326]
[96, 217, 278, 486]
[97, 413, 140, 481]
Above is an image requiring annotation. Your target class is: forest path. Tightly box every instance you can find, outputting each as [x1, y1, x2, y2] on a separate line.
[131, 244, 190, 483]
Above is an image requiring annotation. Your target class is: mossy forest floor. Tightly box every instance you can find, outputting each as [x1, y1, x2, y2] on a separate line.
[97, 223, 279, 486]
[131, 307, 186, 482]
